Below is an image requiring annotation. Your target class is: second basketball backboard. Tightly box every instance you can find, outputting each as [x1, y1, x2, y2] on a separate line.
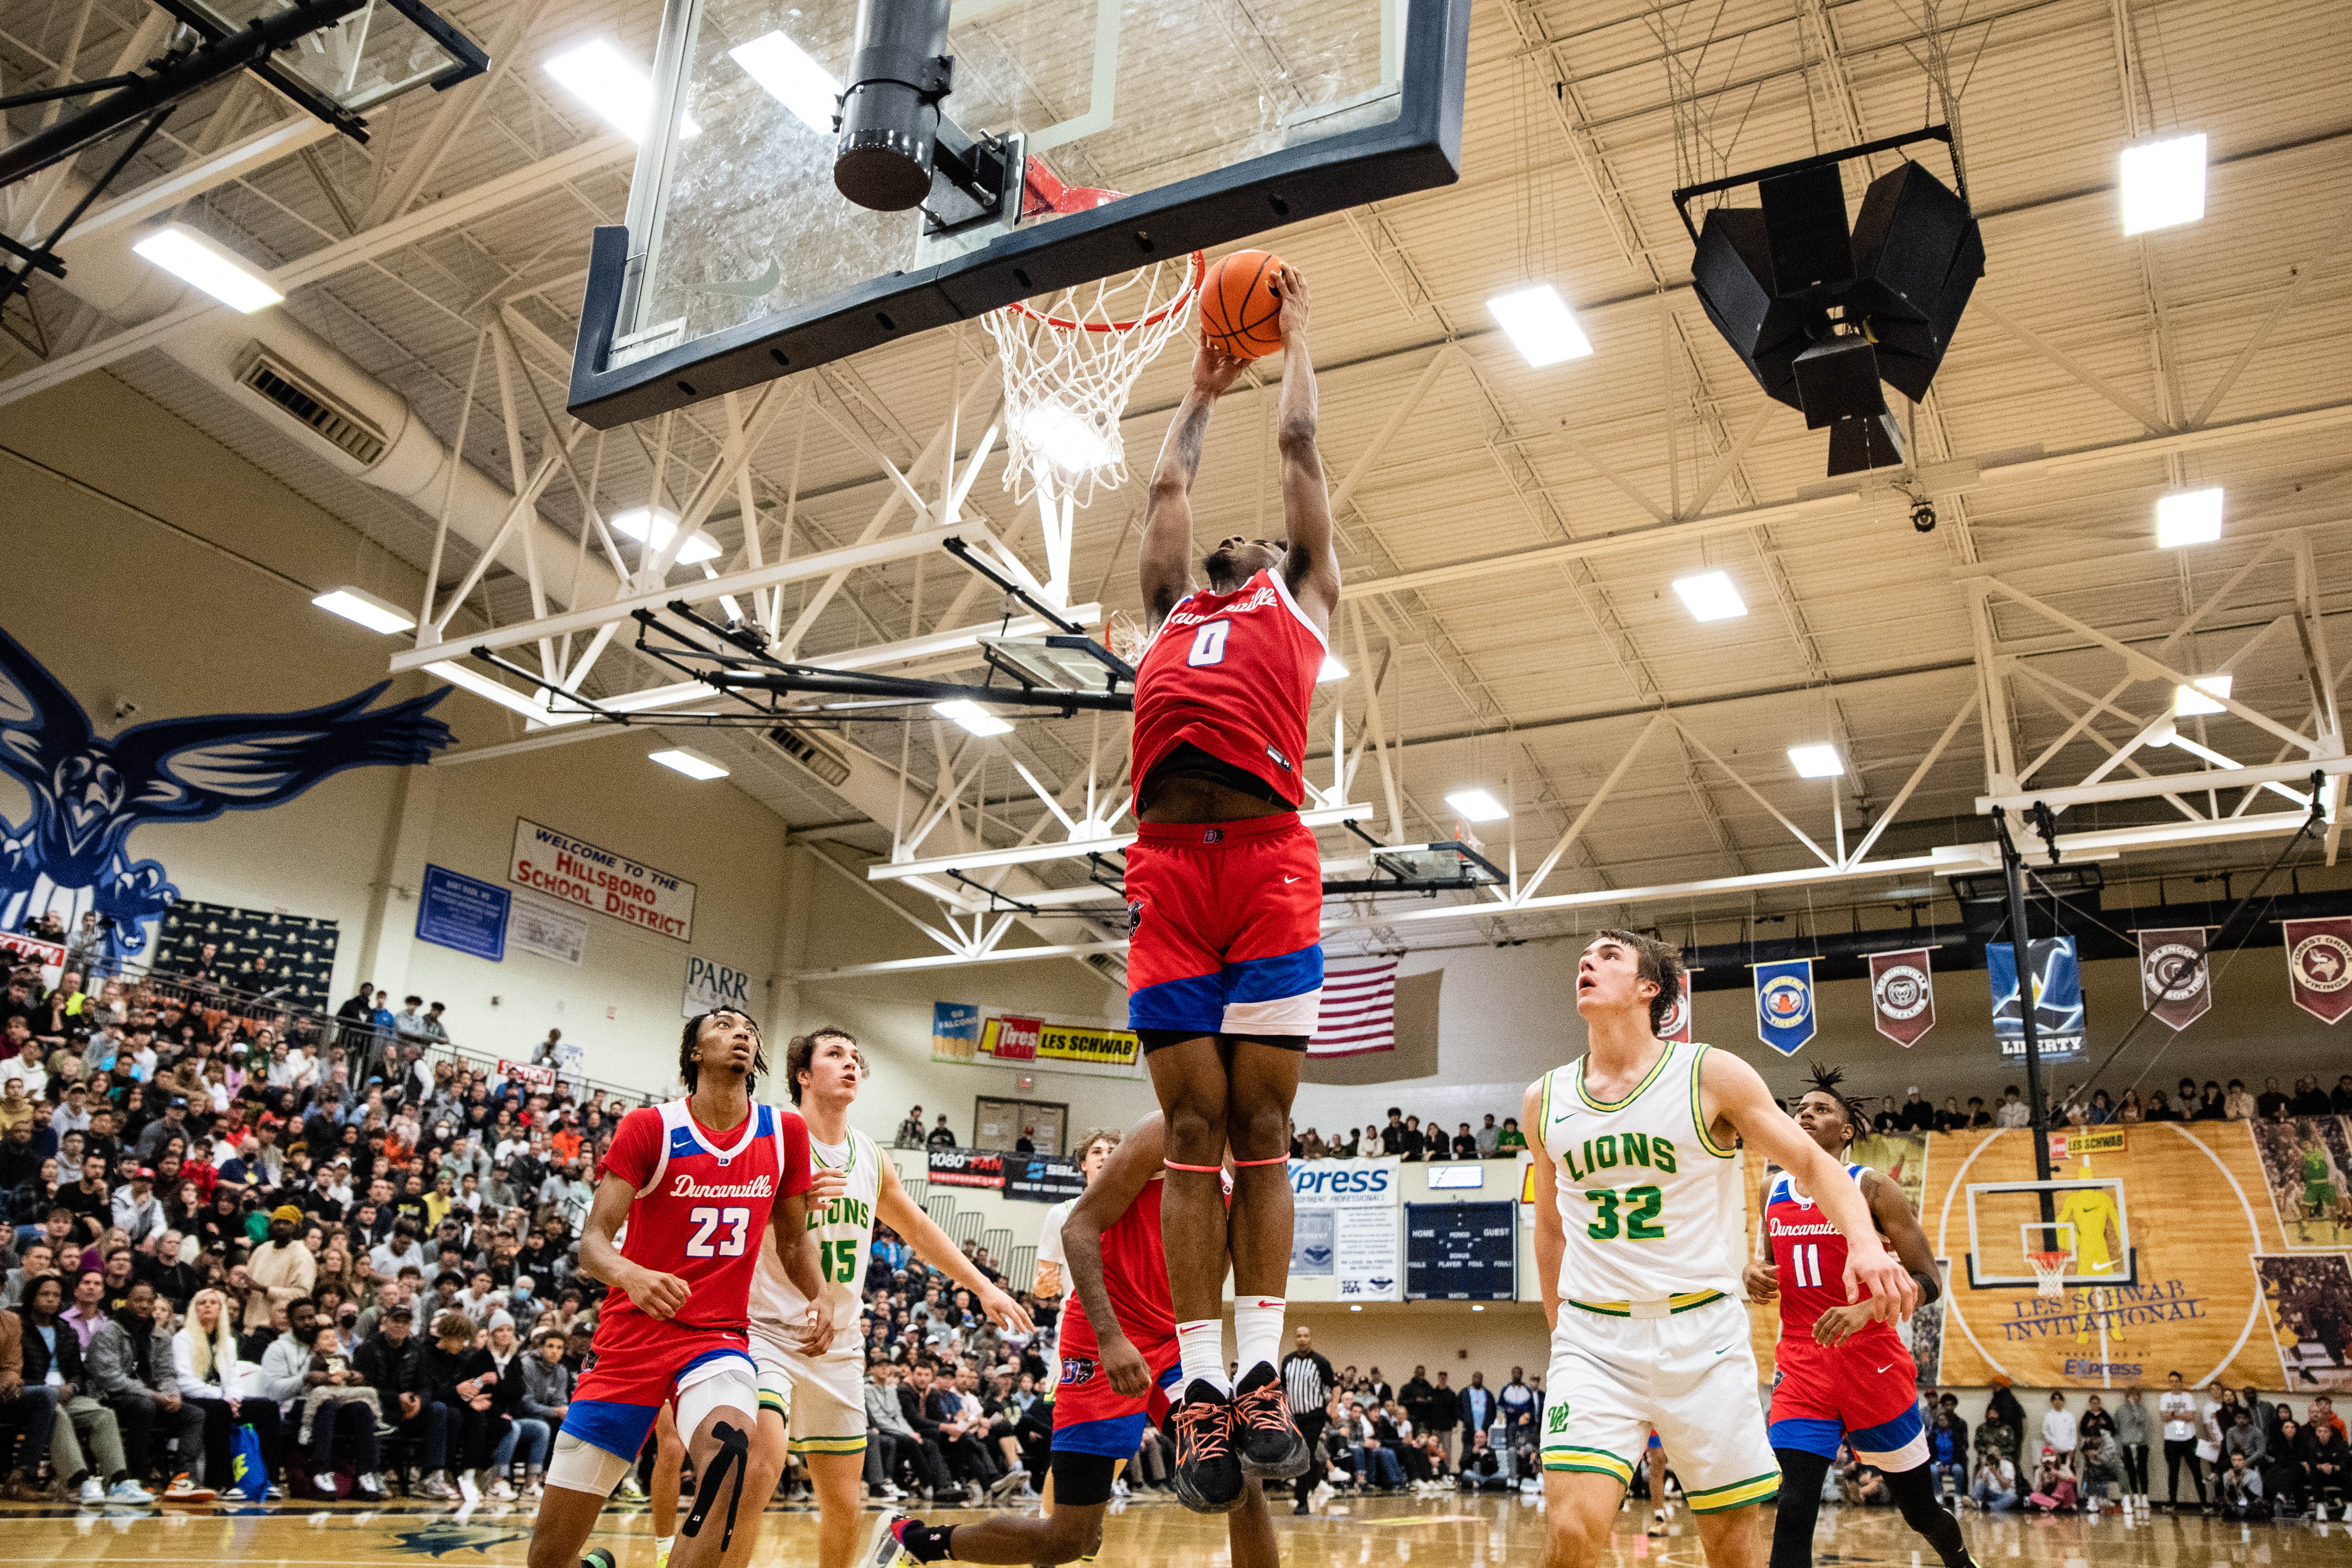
[566, 0, 1469, 427]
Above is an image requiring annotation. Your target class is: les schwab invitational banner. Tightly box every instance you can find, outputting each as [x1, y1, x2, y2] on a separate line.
[510, 818, 696, 942]
[930, 1002, 1140, 1076]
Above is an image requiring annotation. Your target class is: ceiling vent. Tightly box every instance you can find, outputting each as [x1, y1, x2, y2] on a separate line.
[233, 345, 388, 466]
[763, 725, 852, 788]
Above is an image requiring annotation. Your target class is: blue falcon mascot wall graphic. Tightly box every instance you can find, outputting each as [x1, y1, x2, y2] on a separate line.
[0, 624, 452, 964]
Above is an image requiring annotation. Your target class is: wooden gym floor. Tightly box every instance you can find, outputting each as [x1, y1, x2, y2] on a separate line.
[2, 1487, 2348, 1568]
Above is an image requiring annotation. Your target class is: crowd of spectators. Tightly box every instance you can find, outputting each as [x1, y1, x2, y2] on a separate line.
[0, 954, 647, 1505]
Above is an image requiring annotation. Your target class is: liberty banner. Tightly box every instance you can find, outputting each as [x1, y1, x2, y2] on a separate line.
[2136, 926, 2212, 1031]
[2282, 916, 2352, 1025]
[1868, 949, 1937, 1047]
[1656, 970, 1693, 1044]
[1988, 936, 2086, 1057]
[1753, 958, 1816, 1056]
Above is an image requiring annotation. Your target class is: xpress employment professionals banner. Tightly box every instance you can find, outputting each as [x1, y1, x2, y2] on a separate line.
[510, 818, 696, 942]
[1290, 1157, 1402, 1302]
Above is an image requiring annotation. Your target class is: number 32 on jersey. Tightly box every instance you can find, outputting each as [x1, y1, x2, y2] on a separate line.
[1584, 1184, 1667, 1240]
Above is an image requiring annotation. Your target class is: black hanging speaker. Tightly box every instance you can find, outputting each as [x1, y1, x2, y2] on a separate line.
[1850, 161, 1984, 400]
[1690, 207, 1819, 412]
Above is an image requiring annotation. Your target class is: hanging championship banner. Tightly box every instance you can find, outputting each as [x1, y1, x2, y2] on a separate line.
[2282, 917, 2352, 1025]
[1655, 970, 1693, 1044]
[1753, 958, 1816, 1056]
[1988, 936, 2086, 1057]
[2137, 926, 2211, 1031]
[1868, 948, 1937, 1047]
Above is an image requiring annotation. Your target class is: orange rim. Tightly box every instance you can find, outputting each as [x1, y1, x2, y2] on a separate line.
[1002, 250, 1208, 334]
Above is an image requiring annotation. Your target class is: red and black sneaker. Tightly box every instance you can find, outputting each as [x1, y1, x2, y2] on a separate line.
[1232, 1362, 1309, 1480]
[1170, 1379, 1246, 1514]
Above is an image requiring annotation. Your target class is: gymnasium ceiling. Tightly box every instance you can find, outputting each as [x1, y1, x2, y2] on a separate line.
[7, 0, 2352, 975]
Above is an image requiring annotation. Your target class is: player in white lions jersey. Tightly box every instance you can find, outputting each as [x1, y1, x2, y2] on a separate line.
[748, 1029, 1032, 1568]
[1525, 930, 1914, 1568]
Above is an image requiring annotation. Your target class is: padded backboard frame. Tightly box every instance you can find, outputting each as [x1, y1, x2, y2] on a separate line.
[565, 0, 1470, 429]
[1963, 1177, 2139, 1290]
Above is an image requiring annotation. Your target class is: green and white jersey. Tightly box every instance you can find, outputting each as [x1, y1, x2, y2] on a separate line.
[1534, 1040, 1742, 1312]
[751, 1125, 880, 1346]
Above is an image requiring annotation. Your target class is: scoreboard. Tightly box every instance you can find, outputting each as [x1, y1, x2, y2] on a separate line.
[1405, 1200, 1517, 1300]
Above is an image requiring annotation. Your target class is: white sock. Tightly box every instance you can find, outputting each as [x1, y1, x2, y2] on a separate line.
[1234, 1296, 1286, 1379]
[1177, 1319, 1230, 1395]
[657, 1536, 675, 1559]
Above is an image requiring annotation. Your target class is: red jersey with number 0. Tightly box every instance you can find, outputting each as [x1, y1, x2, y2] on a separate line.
[1762, 1163, 1902, 1353]
[597, 1099, 811, 1335]
[1132, 568, 1326, 809]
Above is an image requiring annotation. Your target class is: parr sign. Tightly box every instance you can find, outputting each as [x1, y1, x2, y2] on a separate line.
[510, 819, 696, 942]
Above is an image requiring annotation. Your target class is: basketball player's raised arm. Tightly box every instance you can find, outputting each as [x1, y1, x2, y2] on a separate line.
[766, 1185, 837, 1354]
[1273, 264, 1339, 631]
[1524, 1079, 1565, 1331]
[577, 1173, 688, 1320]
[1702, 1050, 1919, 1320]
[1061, 1114, 1167, 1397]
[875, 1159, 1034, 1335]
[1140, 341, 1249, 624]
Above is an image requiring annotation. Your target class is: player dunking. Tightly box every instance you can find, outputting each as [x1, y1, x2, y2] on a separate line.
[746, 1028, 1032, 1568]
[525, 1009, 834, 1568]
[1745, 1065, 1974, 1568]
[880, 1113, 1276, 1568]
[1528, 931, 1915, 1568]
[1125, 263, 1335, 1509]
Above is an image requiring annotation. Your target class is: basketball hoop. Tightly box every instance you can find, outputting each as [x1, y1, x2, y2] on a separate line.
[2028, 1250, 2071, 1299]
[981, 162, 1206, 512]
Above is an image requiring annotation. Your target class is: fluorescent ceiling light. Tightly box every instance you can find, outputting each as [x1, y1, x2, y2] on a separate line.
[1016, 401, 1116, 473]
[1445, 788, 1509, 823]
[1486, 283, 1593, 368]
[934, 700, 1014, 736]
[1788, 745, 1843, 778]
[131, 224, 282, 312]
[610, 506, 720, 565]
[1317, 654, 1349, 683]
[2156, 487, 2223, 547]
[2174, 675, 2232, 716]
[544, 41, 698, 143]
[729, 31, 839, 135]
[2121, 133, 2207, 236]
[311, 586, 414, 635]
[1672, 570, 1747, 622]
[649, 746, 729, 780]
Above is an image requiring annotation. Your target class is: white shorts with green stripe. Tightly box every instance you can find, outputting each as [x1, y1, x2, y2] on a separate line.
[1540, 1293, 1778, 1513]
[750, 1327, 867, 1456]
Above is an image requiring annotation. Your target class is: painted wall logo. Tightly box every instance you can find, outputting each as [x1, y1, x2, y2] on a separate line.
[0, 625, 451, 961]
[1997, 1278, 2205, 1342]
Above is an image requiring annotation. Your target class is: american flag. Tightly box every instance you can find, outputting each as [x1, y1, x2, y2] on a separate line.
[1308, 959, 1398, 1057]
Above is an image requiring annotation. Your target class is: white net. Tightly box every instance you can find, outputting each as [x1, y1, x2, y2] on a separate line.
[2028, 1250, 2071, 1299]
[981, 251, 1204, 511]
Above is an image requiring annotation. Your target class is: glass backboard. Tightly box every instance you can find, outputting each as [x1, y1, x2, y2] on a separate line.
[568, 0, 1469, 427]
[156, 0, 486, 117]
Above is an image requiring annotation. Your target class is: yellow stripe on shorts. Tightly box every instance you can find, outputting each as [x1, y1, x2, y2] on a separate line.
[789, 1435, 869, 1456]
[1540, 1445, 1634, 1483]
[1686, 1470, 1781, 1513]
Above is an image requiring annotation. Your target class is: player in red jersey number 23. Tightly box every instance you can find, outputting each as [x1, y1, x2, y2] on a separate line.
[525, 1009, 836, 1568]
[1747, 1064, 1975, 1568]
[1125, 263, 1338, 1511]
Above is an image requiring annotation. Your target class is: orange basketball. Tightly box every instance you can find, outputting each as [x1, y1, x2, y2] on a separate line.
[1200, 248, 1286, 360]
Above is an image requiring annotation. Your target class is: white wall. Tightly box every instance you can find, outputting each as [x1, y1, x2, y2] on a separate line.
[0, 373, 789, 1091]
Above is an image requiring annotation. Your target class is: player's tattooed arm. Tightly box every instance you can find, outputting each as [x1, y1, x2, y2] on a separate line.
[1272, 264, 1339, 631]
[1861, 1167, 1942, 1305]
[578, 1173, 690, 1320]
[1704, 1050, 1919, 1321]
[1061, 1114, 1169, 1397]
[1523, 1079, 1565, 1333]
[876, 1160, 1035, 1335]
[1140, 367, 1231, 625]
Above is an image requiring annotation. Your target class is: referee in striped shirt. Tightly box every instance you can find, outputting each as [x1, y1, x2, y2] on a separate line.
[1282, 1327, 1337, 1513]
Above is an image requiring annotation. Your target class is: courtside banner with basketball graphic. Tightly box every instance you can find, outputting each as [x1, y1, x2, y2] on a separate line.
[1655, 970, 1693, 1044]
[1753, 957, 1816, 1056]
[1868, 948, 1936, 1047]
[2282, 916, 2352, 1024]
[2137, 926, 2212, 1031]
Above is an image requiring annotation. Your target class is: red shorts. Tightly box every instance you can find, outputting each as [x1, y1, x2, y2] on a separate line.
[1768, 1332, 1925, 1465]
[1124, 813, 1323, 1039]
[562, 1312, 755, 1461]
[1052, 1332, 1182, 1458]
